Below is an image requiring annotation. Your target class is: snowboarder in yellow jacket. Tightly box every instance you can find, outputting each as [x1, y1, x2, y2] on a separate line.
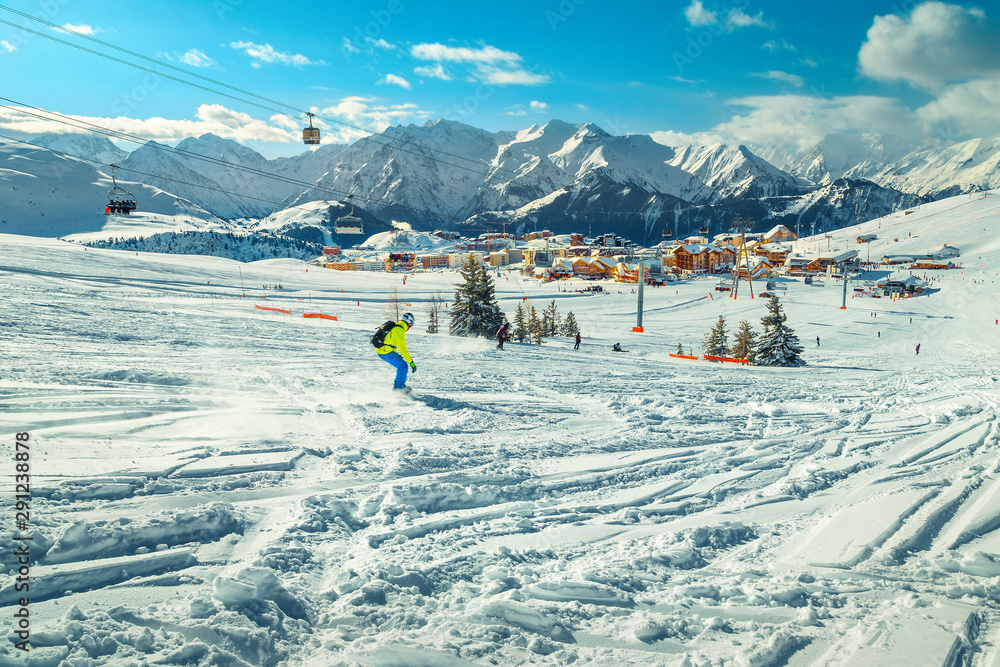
[376, 312, 417, 391]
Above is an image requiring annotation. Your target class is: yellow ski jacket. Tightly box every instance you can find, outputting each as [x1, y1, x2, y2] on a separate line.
[376, 321, 413, 364]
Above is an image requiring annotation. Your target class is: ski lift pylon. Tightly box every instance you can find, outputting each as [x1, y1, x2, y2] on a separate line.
[105, 164, 137, 216]
[303, 112, 320, 145]
[333, 194, 364, 235]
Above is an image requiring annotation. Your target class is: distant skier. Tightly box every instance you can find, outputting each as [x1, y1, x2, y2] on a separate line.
[574, 332, 581, 350]
[816, 336, 820, 346]
[375, 312, 417, 392]
[915, 343, 921, 355]
[496, 322, 510, 350]
[612, 342, 623, 352]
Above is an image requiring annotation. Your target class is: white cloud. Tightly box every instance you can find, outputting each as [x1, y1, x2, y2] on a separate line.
[650, 129, 726, 147]
[341, 38, 361, 55]
[414, 63, 451, 80]
[727, 9, 770, 29]
[269, 114, 301, 131]
[575, 104, 590, 111]
[712, 94, 922, 150]
[859, 2, 1000, 89]
[683, 2, 770, 32]
[411, 43, 521, 64]
[410, 42, 548, 86]
[53, 23, 96, 35]
[0, 104, 299, 144]
[158, 49, 217, 68]
[365, 37, 396, 50]
[229, 41, 325, 68]
[1, 40, 15, 53]
[916, 77, 1000, 138]
[319, 97, 431, 140]
[752, 70, 804, 87]
[762, 39, 796, 52]
[477, 66, 549, 86]
[504, 105, 529, 116]
[379, 74, 412, 89]
[530, 100, 548, 112]
[684, 0, 717, 27]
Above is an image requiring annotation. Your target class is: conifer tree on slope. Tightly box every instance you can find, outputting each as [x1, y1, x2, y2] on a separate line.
[528, 306, 544, 345]
[703, 314, 730, 358]
[757, 295, 805, 366]
[449, 255, 505, 337]
[732, 318, 758, 363]
[543, 300, 560, 337]
[562, 311, 580, 336]
[513, 302, 528, 343]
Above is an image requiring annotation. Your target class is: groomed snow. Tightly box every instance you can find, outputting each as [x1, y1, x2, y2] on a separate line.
[2, 190, 1000, 666]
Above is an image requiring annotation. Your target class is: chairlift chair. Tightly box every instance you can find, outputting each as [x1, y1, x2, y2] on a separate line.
[105, 164, 137, 215]
[333, 194, 364, 234]
[662, 226, 673, 239]
[303, 112, 321, 145]
[699, 224, 709, 236]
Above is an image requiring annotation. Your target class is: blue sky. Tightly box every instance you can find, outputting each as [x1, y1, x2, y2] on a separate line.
[0, 0, 998, 157]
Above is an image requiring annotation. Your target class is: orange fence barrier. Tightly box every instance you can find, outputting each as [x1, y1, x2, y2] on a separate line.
[704, 355, 749, 364]
[303, 313, 337, 321]
[255, 304, 291, 315]
[669, 353, 699, 361]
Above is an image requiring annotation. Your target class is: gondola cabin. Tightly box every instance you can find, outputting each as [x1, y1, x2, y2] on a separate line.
[303, 112, 320, 145]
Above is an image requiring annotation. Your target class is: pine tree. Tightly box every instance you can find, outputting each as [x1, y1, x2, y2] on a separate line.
[528, 306, 544, 345]
[562, 311, 580, 336]
[542, 300, 560, 336]
[703, 315, 730, 358]
[449, 255, 506, 337]
[757, 295, 805, 366]
[732, 319, 758, 363]
[513, 302, 528, 342]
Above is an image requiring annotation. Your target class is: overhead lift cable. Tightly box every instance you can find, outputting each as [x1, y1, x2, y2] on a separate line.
[0, 7, 508, 179]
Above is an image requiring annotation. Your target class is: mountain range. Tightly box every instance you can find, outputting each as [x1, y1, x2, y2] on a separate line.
[7, 120, 1000, 248]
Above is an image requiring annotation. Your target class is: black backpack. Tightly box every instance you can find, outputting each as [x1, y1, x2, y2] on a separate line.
[371, 320, 398, 348]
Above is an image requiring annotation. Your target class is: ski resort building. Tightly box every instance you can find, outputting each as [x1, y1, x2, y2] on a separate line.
[761, 225, 798, 243]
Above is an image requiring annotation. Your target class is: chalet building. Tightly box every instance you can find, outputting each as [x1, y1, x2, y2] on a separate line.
[761, 225, 798, 243]
[673, 243, 735, 274]
[735, 256, 773, 280]
[754, 243, 793, 265]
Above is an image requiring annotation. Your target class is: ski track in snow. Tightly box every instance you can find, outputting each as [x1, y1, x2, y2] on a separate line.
[2, 193, 1000, 666]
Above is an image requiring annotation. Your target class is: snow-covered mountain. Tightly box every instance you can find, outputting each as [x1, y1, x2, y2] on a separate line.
[29, 132, 128, 165]
[120, 135, 349, 220]
[7, 119, 1000, 248]
[0, 141, 224, 239]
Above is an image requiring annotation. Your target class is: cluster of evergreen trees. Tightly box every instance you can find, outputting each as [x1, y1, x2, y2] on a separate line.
[700, 295, 804, 366]
[86, 230, 322, 262]
[445, 255, 579, 345]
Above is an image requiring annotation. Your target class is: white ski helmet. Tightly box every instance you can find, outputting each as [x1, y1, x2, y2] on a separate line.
[401, 312, 415, 328]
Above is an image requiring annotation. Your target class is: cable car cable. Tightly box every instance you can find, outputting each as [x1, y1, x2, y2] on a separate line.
[0, 10, 508, 178]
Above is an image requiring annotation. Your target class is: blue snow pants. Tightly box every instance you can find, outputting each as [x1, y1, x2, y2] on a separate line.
[378, 351, 409, 388]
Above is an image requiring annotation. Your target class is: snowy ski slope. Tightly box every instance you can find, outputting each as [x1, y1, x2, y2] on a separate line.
[1, 190, 1000, 665]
